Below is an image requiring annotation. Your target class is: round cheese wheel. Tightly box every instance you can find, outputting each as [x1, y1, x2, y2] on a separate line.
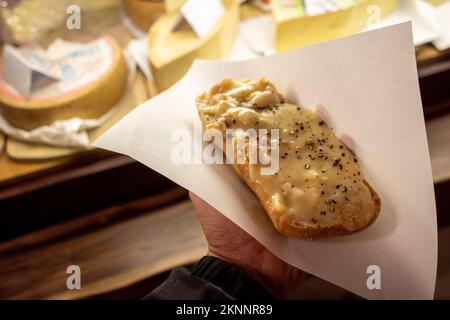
[122, 0, 165, 32]
[0, 36, 127, 130]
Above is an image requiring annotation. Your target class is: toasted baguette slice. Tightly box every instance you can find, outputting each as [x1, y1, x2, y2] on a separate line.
[196, 78, 381, 239]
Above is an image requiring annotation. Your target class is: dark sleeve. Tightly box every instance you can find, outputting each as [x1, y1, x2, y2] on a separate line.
[144, 256, 274, 300]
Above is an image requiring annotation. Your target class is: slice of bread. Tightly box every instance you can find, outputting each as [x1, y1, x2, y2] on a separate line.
[196, 78, 381, 239]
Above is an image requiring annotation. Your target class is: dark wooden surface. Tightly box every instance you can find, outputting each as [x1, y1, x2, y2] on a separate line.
[0, 195, 207, 299]
[419, 58, 450, 119]
[0, 152, 179, 241]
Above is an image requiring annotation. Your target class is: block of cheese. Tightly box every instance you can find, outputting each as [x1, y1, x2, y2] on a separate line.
[0, 36, 127, 130]
[122, 0, 186, 32]
[273, 0, 397, 51]
[148, 0, 239, 91]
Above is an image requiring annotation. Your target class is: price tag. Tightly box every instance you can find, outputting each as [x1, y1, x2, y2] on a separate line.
[174, 0, 225, 37]
[2, 45, 60, 98]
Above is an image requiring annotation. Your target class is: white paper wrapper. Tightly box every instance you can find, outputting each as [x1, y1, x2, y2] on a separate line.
[433, 1, 450, 51]
[94, 23, 437, 300]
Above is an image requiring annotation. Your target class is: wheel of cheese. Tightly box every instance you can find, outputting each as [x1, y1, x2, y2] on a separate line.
[122, 0, 166, 32]
[122, 0, 187, 32]
[0, 36, 128, 130]
[148, 0, 239, 91]
[273, 0, 398, 51]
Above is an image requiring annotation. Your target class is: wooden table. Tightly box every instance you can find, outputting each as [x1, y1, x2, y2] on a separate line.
[0, 197, 207, 299]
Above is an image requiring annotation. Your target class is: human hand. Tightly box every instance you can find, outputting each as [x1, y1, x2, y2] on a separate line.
[189, 192, 305, 298]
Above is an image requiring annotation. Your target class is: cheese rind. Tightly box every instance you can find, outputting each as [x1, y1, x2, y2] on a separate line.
[148, 0, 239, 91]
[164, 0, 187, 12]
[122, 0, 166, 32]
[0, 36, 127, 130]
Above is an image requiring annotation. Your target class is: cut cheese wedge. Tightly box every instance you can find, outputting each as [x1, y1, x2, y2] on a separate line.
[273, 0, 398, 51]
[196, 78, 381, 239]
[148, 0, 239, 91]
[0, 36, 127, 130]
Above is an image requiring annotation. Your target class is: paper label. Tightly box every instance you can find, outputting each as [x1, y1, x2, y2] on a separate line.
[177, 0, 225, 37]
[2, 45, 60, 98]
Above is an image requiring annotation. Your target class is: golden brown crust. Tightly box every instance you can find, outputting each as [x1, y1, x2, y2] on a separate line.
[232, 161, 380, 240]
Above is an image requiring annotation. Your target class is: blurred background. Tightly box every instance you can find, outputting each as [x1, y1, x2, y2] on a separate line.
[0, 0, 449, 299]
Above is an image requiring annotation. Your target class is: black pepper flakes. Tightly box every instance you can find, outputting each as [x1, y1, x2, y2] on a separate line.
[333, 159, 340, 167]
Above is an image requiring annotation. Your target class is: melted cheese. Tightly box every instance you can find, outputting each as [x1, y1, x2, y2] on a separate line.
[197, 78, 375, 230]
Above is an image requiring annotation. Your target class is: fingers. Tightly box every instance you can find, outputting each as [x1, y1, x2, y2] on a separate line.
[188, 192, 248, 239]
[189, 192, 233, 225]
[189, 192, 216, 219]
